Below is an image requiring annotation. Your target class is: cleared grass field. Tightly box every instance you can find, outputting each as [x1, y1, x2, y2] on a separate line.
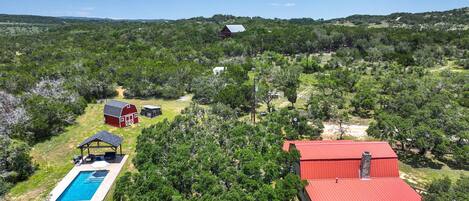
[7, 97, 191, 201]
[399, 162, 469, 191]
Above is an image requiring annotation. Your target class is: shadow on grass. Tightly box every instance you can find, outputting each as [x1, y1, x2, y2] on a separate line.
[397, 151, 444, 169]
[438, 157, 469, 171]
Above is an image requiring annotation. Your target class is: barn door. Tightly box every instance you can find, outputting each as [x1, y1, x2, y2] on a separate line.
[125, 114, 134, 126]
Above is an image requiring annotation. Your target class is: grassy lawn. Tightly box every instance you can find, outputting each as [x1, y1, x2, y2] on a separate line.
[7, 96, 191, 201]
[430, 59, 467, 73]
[399, 161, 469, 191]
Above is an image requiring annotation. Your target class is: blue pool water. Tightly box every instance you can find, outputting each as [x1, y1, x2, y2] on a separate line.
[57, 170, 109, 201]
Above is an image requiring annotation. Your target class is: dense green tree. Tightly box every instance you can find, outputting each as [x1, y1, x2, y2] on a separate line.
[273, 65, 302, 107]
[458, 58, 469, 69]
[222, 64, 249, 84]
[262, 108, 323, 140]
[0, 179, 10, 197]
[115, 105, 304, 200]
[192, 76, 225, 104]
[284, 87, 297, 108]
[215, 84, 252, 112]
[257, 80, 277, 113]
[22, 94, 85, 142]
[299, 55, 321, 73]
[425, 176, 469, 201]
[0, 136, 33, 196]
[307, 71, 349, 120]
[351, 76, 379, 117]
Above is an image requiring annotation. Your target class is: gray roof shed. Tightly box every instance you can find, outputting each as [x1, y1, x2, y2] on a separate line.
[104, 100, 128, 117]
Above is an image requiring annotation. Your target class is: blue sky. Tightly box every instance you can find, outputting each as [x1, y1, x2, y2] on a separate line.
[1, 0, 468, 20]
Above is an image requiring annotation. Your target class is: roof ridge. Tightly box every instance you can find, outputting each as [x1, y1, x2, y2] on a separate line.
[306, 176, 401, 181]
[294, 141, 389, 146]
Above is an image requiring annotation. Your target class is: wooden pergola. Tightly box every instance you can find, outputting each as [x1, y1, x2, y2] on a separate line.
[77, 130, 123, 162]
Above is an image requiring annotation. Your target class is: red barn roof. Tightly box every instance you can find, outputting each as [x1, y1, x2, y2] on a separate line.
[305, 177, 421, 201]
[282, 140, 353, 151]
[293, 141, 397, 161]
[285, 140, 421, 201]
[299, 158, 399, 179]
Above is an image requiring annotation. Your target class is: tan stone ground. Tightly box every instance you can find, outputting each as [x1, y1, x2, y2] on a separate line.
[321, 123, 369, 140]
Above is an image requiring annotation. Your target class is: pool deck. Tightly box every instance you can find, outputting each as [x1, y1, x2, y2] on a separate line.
[49, 155, 128, 201]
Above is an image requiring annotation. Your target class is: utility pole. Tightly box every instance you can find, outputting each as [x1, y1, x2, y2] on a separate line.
[252, 68, 258, 124]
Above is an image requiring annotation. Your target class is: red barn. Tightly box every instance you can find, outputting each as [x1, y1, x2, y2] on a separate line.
[219, 25, 246, 38]
[284, 140, 421, 201]
[104, 100, 139, 128]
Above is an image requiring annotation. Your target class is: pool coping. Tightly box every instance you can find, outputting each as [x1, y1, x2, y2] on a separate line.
[49, 155, 128, 201]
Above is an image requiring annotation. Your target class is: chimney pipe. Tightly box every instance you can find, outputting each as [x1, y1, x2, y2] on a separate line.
[360, 151, 371, 179]
[335, 177, 338, 183]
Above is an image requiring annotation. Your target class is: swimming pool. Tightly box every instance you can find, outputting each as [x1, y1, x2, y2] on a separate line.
[57, 170, 109, 201]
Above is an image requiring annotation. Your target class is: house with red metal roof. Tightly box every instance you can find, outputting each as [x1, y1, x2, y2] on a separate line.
[284, 140, 421, 201]
[282, 140, 353, 152]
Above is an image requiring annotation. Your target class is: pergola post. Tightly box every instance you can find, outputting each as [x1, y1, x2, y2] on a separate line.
[80, 148, 84, 163]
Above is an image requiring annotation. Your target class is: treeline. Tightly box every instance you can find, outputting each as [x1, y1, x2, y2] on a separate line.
[0, 14, 66, 24]
[2, 14, 468, 96]
[330, 7, 469, 29]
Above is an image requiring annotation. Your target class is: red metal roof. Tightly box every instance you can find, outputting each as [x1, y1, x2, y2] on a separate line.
[305, 177, 421, 201]
[282, 140, 353, 151]
[293, 141, 397, 160]
[300, 158, 399, 179]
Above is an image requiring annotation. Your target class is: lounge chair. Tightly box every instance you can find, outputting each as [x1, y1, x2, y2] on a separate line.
[85, 154, 96, 163]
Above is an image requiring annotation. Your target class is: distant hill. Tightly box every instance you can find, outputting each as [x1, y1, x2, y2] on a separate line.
[328, 7, 469, 30]
[0, 7, 467, 28]
[0, 14, 170, 24]
[0, 14, 66, 24]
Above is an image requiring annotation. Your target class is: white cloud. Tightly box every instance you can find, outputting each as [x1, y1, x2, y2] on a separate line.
[270, 2, 296, 7]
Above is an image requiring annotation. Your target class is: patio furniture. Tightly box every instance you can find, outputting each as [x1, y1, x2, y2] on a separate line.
[85, 154, 96, 163]
[72, 155, 82, 164]
[104, 152, 116, 161]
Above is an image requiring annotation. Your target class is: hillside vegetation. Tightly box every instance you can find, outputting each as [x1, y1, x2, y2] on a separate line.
[329, 7, 469, 30]
[0, 7, 468, 200]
